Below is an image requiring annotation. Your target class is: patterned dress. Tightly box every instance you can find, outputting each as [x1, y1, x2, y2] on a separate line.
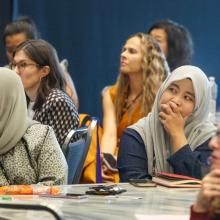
[0, 124, 67, 186]
[33, 89, 79, 146]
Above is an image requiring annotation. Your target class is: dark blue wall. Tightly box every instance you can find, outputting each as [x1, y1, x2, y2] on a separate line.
[0, 0, 13, 65]
[1, 0, 220, 118]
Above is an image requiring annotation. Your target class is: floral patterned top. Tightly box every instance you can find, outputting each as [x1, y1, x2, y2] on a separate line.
[0, 124, 68, 186]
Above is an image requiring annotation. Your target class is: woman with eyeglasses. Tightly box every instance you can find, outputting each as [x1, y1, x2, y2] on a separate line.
[11, 39, 79, 147]
[0, 68, 67, 185]
[3, 16, 79, 108]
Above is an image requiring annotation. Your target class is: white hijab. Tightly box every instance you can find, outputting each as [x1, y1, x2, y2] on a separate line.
[130, 65, 216, 175]
[0, 68, 36, 154]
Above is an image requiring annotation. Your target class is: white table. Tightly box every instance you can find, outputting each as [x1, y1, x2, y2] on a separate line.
[0, 183, 199, 219]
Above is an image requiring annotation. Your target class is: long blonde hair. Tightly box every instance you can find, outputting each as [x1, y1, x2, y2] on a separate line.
[115, 33, 169, 125]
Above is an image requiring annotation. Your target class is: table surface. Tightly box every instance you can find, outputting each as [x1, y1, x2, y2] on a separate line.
[0, 183, 199, 220]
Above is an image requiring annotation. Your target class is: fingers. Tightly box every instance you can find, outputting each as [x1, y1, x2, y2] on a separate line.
[201, 169, 220, 198]
[102, 172, 114, 182]
[159, 104, 172, 124]
[102, 164, 108, 172]
[211, 160, 220, 171]
[158, 112, 166, 121]
[202, 187, 220, 198]
[159, 101, 185, 124]
[160, 103, 172, 115]
[102, 173, 114, 182]
[159, 102, 181, 119]
[203, 181, 220, 193]
[205, 169, 220, 179]
[194, 169, 220, 212]
[102, 164, 115, 182]
[100, 153, 104, 160]
[169, 101, 179, 114]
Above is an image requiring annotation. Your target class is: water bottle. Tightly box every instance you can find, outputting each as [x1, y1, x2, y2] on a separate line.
[208, 76, 218, 123]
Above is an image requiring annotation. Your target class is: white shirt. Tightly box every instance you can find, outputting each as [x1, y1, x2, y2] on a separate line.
[27, 101, 35, 119]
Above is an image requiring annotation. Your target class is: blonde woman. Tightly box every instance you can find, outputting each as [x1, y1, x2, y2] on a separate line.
[101, 33, 169, 181]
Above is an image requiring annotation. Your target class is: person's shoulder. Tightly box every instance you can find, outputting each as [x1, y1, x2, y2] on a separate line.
[124, 128, 144, 141]
[102, 84, 116, 102]
[25, 123, 50, 138]
[108, 84, 117, 94]
[102, 84, 115, 95]
[23, 123, 59, 153]
[23, 123, 53, 146]
[48, 88, 70, 101]
[47, 89, 76, 108]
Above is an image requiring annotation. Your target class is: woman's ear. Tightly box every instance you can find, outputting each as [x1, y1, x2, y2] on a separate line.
[40, 66, 50, 78]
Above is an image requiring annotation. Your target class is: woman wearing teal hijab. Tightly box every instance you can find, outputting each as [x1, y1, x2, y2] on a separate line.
[0, 67, 67, 185]
[118, 65, 216, 182]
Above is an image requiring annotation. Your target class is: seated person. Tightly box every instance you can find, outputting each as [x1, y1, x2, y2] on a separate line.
[11, 39, 79, 146]
[60, 58, 79, 108]
[118, 65, 216, 182]
[3, 16, 79, 107]
[190, 124, 220, 220]
[0, 68, 67, 185]
[101, 33, 169, 182]
[148, 19, 193, 71]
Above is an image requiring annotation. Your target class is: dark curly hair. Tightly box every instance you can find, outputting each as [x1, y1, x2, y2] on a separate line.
[148, 19, 193, 71]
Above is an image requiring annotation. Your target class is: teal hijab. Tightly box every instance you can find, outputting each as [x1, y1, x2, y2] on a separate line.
[0, 68, 35, 154]
[130, 65, 216, 175]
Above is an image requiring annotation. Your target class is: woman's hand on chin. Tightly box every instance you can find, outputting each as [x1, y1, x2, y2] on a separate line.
[159, 102, 185, 136]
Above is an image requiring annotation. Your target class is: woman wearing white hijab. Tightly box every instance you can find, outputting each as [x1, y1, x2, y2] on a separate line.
[0, 67, 67, 185]
[118, 65, 216, 182]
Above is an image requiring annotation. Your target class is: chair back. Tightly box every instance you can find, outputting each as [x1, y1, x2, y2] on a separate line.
[62, 119, 97, 184]
[0, 202, 64, 220]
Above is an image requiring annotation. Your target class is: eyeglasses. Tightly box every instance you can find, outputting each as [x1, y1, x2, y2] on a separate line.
[10, 62, 40, 71]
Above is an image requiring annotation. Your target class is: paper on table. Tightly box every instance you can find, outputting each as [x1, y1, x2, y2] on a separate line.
[135, 214, 189, 220]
